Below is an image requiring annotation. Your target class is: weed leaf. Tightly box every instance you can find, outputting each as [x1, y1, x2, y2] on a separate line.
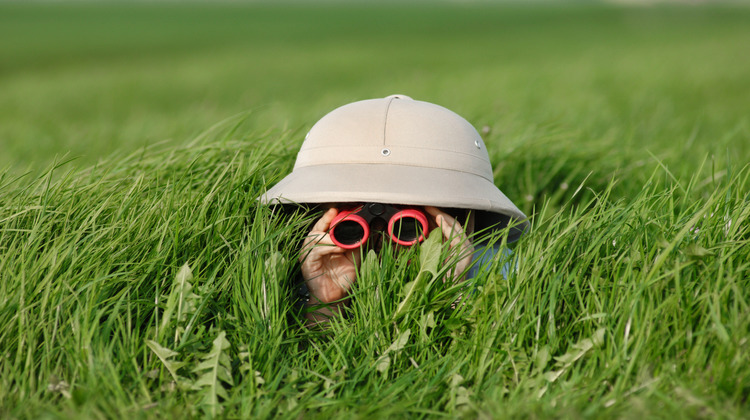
[159, 263, 200, 343]
[192, 330, 233, 417]
[374, 329, 411, 376]
[684, 243, 714, 259]
[419, 227, 442, 277]
[146, 340, 187, 383]
[395, 231, 442, 317]
[554, 328, 605, 365]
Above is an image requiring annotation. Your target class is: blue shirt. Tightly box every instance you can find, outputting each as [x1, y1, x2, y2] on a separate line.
[466, 242, 512, 280]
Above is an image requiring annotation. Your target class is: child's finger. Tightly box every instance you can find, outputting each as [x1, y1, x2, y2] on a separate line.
[425, 206, 454, 234]
[424, 206, 445, 226]
[312, 207, 338, 232]
[426, 207, 474, 280]
[429, 207, 463, 241]
[303, 230, 334, 247]
[302, 208, 340, 249]
[300, 233, 345, 261]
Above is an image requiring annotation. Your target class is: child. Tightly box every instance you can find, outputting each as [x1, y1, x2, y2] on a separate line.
[261, 95, 528, 324]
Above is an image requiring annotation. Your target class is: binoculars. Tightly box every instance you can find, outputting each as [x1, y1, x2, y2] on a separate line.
[329, 203, 429, 249]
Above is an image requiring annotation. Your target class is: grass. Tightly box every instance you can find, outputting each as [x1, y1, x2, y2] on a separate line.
[1, 1, 749, 418]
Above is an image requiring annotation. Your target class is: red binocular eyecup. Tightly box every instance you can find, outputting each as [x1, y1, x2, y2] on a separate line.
[329, 203, 429, 249]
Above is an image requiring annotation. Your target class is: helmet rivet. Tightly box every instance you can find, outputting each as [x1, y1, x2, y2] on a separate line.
[381, 148, 391, 156]
[474, 140, 481, 149]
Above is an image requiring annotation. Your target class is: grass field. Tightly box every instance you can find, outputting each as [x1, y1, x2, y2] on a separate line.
[1, 2, 749, 418]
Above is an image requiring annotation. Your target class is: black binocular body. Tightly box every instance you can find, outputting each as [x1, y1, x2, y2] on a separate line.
[329, 203, 429, 249]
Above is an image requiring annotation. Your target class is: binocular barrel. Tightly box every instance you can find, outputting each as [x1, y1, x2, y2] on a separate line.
[329, 205, 428, 249]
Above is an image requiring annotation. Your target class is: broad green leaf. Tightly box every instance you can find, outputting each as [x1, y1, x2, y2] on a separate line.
[535, 346, 550, 373]
[159, 263, 199, 343]
[146, 340, 186, 382]
[543, 369, 564, 383]
[450, 373, 464, 387]
[146, 339, 179, 359]
[554, 328, 605, 365]
[419, 227, 443, 277]
[376, 355, 391, 374]
[422, 311, 436, 329]
[191, 330, 233, 417]
[375, 329, 412, 376]
[386, 329, 411, 353]
[684, 243, 714, 259]
[395, 230, 442, 317]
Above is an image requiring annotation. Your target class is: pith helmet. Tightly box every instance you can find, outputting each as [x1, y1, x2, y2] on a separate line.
[261, 95, 529, 242]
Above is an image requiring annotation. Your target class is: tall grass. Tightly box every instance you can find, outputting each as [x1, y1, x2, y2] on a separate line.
[1, 113, 748, 418]
[1, 2, 749, 418]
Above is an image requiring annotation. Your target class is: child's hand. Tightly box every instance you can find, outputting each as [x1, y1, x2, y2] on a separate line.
[425, 206, 474, 281]
[299, 208, 360, 318]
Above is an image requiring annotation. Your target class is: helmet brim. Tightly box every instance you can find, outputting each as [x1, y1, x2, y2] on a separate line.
[260, 163, 529, 243]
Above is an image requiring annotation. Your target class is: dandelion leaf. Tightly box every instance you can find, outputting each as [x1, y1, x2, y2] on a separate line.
[684, 243, 714, 259]
[535, 346, 550, 373]
[376, 355, 391, 374]
[375, 329, 411, 376]
[387, 329, 411, 353]
[159, 263, 200, 342]
[146, 340, 187, 383]
[552, 328, 606, 369]
[191, 330, 233, 417]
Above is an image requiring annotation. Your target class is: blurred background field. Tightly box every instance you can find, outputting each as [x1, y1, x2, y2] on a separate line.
[1, 2, 750, 418]
[2, 1, 749, 188]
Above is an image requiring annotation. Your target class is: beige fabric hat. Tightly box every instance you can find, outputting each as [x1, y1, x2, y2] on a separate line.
[261, 95, 529, 242]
